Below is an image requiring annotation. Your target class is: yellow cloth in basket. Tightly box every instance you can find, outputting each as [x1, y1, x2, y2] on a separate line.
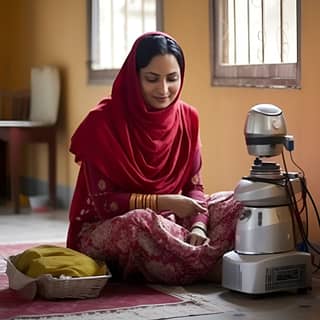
[13, 245, 108, 278]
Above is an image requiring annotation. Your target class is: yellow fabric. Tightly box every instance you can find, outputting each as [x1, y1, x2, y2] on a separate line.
[13, 245, 108, 278]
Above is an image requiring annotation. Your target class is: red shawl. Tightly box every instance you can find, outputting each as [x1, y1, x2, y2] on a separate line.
[70, 32, 199, 194]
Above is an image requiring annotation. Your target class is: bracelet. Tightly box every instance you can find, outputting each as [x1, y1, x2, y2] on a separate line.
[191, 225, 207, 234]
[129, 193, 136, 210]
[129, 193, 158, 211]
[150, 194, 158, 211]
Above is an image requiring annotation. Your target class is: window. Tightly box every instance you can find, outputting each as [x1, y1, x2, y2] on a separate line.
[210, 0, 301, 88]
[88, 0, 163, 84]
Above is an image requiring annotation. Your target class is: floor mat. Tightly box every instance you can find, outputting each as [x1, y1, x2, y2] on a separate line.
[0, 242, 226, 320]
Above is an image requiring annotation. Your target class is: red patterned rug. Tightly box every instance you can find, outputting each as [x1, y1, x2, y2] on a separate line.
[0, 243, 223, 320]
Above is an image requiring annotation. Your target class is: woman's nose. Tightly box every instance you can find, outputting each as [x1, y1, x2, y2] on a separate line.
[157, 80, 168, 95]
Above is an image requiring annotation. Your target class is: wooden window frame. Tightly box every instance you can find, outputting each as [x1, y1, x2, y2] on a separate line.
[210, 0, 301, 89]
[87, 0, 163, 85]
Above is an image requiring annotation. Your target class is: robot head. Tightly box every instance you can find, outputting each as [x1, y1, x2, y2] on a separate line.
[245, 104, 292, 157]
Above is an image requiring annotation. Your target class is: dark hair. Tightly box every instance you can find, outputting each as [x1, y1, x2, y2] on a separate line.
[136, 35, 184, 72]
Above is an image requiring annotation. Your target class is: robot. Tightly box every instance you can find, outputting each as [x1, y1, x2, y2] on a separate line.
[222, 104, 312, 294]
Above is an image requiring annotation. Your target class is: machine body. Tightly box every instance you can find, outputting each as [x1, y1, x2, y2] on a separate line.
[222, 104, 312, 294]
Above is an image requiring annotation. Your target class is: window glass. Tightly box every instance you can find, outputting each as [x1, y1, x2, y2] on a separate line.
[211, 0, 300, 88]
[88, 0, 163, 84]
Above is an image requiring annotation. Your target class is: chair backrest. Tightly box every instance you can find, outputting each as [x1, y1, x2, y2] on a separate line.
[29, 66, 60, 124]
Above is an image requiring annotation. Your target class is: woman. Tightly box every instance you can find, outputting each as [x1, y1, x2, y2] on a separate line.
[67, 32, 242, 284]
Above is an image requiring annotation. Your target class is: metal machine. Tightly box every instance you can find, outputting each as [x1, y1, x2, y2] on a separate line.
[222, 104, 312, 294]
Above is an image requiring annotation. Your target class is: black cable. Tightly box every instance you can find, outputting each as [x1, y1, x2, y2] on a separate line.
[241, 151, 320, 271]
[289, 151, 305, 177]
[281, 151, 320, 271]
[281, 152, 305, 249]
[299, 177, 320, 226]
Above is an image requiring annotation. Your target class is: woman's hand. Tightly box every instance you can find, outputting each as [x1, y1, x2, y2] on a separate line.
[188, 227, 208, 246]
[157, 194, 207, 219]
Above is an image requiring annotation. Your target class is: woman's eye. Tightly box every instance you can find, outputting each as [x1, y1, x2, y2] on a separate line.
[168, 76, 179, 82]
[145, 77, 158, 83]
[144, 74, 179, 83]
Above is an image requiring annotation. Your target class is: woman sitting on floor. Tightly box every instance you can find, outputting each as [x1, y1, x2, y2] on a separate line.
[66, 31, 242, 284]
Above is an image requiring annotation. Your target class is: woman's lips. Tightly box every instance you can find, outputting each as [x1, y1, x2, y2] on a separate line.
[154, 96, 169, 102]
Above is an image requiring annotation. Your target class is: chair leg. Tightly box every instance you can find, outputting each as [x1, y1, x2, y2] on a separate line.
[0, 140, 8, 200]
[9, 138, 21, 214]
[48, 136, 56, 209]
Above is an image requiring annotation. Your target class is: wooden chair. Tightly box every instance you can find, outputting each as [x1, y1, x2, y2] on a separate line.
[0, 66, 60, 213]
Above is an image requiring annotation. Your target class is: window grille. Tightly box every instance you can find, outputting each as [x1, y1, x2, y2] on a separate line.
[211, 0, 300, 88]
[88, 0, 163, 84]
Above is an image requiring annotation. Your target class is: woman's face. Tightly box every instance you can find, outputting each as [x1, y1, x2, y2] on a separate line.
[139, 54, 181, 110]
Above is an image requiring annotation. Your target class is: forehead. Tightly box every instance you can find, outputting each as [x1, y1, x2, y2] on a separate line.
[141, 54, 180, 74]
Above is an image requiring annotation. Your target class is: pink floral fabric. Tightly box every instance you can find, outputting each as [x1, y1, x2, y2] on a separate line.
[78, 191, 242, 285]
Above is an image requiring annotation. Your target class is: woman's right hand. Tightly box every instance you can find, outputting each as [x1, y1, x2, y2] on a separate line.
[157, 194, 207, 219]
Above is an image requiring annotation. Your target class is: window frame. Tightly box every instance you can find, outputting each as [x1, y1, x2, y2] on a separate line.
[87, 0, 164, 85]
[210, 0, 301, 89]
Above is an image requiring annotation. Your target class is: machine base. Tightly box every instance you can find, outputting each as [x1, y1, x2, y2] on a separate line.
[222, 250, 312, 294]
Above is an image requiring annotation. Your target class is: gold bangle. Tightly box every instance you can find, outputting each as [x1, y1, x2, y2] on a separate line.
[153, 194, 157, 211]
[138, 194, 142, 208]
[150, 194, 158, 211]
[155, 194, 158, 211]
[129, 193, 136, 210]
[150, 194, 154, 210]
[142, 194, 145, 208]
[146, 194, 151, 209]
[131, 194, 158, 210]
[143, 194, 147, 208]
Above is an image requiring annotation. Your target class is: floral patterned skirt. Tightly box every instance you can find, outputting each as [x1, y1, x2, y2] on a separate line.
[78, 191, 242, 285]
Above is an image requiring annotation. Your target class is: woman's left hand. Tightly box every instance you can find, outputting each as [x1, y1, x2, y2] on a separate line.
[188, 228, 208, 246]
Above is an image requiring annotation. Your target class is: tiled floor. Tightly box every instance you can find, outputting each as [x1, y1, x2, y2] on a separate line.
[0, 208, 69, 244]
[0, 207, 319, 320]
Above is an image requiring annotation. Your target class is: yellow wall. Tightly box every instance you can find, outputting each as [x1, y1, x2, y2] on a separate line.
[1, 0, 319, 241]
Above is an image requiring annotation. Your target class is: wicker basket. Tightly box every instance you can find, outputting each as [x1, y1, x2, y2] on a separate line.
[6, 255, 111, 300]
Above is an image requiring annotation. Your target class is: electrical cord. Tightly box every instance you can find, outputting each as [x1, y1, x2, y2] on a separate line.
[281, 151, 320, 272]
[238, 148, 320, 273]
[243, 152, 320, 272]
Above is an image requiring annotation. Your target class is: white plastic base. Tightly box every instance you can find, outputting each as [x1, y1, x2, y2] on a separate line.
[222, 250, 312, 294]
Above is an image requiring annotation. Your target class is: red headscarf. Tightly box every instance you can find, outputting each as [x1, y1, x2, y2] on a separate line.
[70, 32, 199, 194]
